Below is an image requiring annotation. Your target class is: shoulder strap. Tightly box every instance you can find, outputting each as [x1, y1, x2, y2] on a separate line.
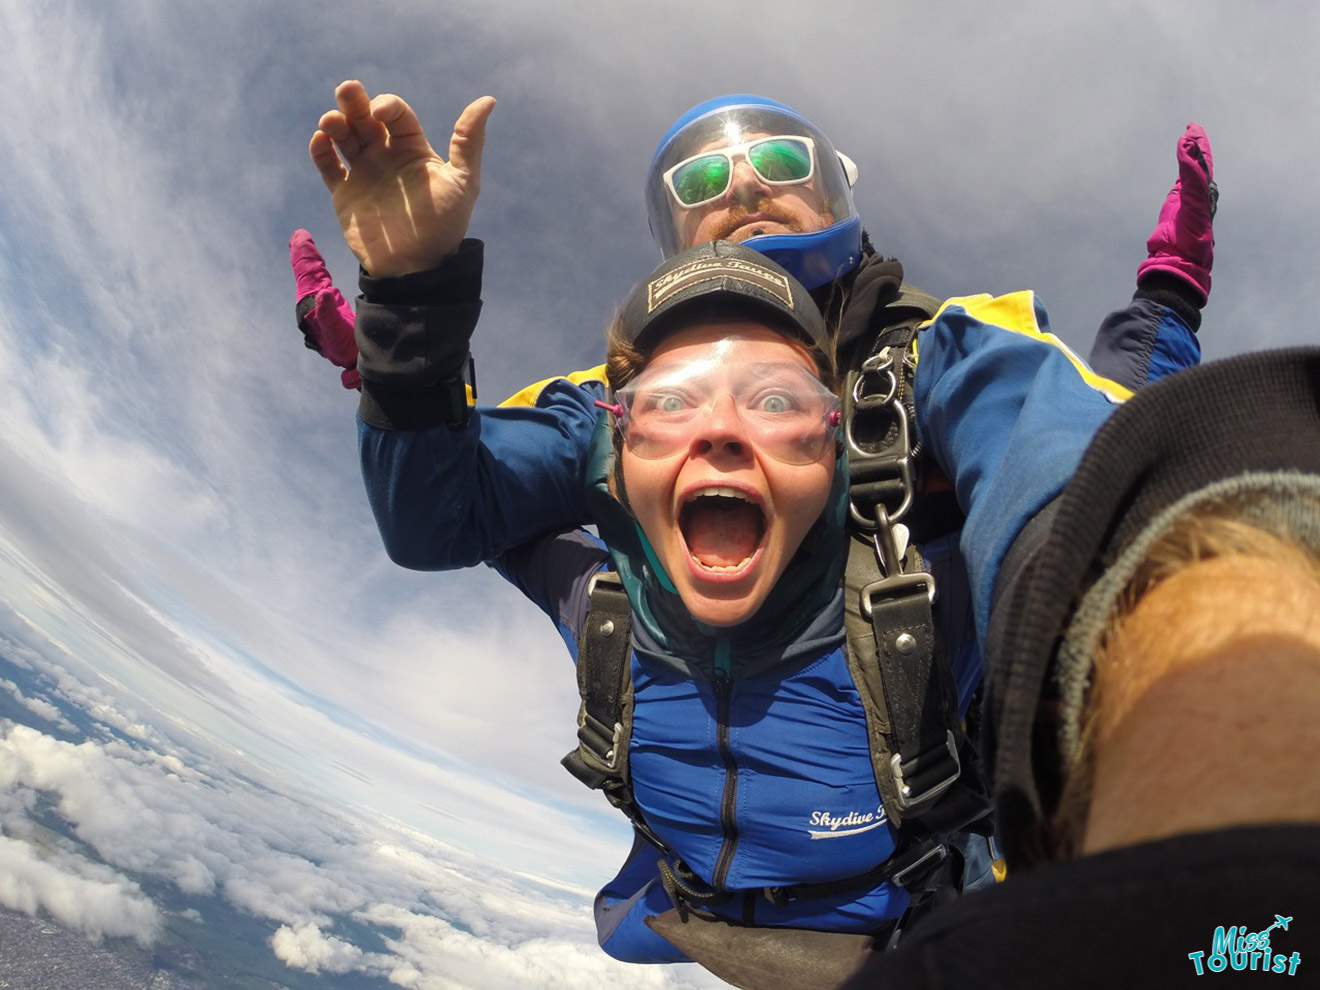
[842, 322, 989, 835]
[560, 570, 674, 854]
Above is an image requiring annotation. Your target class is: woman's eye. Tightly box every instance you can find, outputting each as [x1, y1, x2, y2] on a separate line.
[645, 392, 688, 413]
[757, 393, 793, 414]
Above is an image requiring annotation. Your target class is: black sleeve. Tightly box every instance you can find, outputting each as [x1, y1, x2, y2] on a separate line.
[355, 238, 485, 430]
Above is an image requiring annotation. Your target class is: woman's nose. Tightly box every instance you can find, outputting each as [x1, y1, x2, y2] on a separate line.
[689, 393, 751, 459]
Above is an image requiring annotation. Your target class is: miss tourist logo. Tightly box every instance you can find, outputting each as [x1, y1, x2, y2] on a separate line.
[1187, 915, 1302, 976]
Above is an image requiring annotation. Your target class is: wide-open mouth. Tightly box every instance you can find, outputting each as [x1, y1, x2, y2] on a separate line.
[679, 487, 767, 571]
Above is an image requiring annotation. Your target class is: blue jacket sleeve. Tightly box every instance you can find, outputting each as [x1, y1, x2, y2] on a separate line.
[913, 292, 1130, 640]
[1087, 297, 1201, 390]
[351, 239, 610, 570]
[359, 379, 606, 569]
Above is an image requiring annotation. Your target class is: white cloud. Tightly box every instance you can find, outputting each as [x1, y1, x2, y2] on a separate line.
[0, 711, 716, 987]
[270, 921, 365, 974]
[358, 901, 714, 990]
[0, 677, 76, 733]
[0, 834, 161, 946]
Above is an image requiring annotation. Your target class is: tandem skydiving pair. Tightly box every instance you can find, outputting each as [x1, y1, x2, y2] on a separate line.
[297, 86, 1215, 987]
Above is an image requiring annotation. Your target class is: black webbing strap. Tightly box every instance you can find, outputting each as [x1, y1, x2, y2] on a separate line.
[841, 327, 985, 834]
[763, 834, 952, 908]
[562, 570, 633, 788]
[560, 570, 674, 855]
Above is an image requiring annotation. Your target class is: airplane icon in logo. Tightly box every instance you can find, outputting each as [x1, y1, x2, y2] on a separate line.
[1260, 915, 1292, 936]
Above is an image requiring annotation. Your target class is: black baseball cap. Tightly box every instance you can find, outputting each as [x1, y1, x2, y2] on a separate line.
[619, 240, 830, 355]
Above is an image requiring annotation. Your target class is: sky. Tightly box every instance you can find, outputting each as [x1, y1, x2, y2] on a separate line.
[0, 1, 1317, 986]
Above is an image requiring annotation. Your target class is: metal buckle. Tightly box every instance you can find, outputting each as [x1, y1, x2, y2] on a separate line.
[859, 573, 936, 620]
[846, 348, 916, 530]
[889, 731, 960, 811]
[604, 721, 625, 771]
[576, 710, 626, 772]
[587, 569, 623, 597]
[859, 505, 935, 617]
[854, 348, 899, 408]
[891, 841, 948, 889]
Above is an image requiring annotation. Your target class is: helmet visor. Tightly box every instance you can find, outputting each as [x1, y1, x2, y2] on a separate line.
[646, 99, 858, 261]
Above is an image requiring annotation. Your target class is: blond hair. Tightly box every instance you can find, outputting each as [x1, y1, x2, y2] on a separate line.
[1050, 502, 1320, 856]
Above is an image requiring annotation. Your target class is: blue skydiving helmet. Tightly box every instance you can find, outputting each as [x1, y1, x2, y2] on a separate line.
[645, 95, 862, 290]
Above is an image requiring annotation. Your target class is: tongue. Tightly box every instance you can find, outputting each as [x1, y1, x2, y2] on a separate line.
[684, 500, 762, 568]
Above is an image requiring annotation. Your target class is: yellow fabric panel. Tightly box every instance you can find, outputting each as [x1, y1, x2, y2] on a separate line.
[496, 364, 610, 409]
[917, 291, 1133, 403]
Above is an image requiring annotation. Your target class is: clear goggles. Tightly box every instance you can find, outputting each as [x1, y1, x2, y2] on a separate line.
[599, 352, 841, 465]
[662, 135, 817, 210]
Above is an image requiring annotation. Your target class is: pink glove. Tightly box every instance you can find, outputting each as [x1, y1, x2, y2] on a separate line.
[290, 229, 361, 390]
[1136, 123, 1217, 304]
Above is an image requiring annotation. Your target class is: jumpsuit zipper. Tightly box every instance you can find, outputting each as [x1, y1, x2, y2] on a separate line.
[710, 642, 739, 891]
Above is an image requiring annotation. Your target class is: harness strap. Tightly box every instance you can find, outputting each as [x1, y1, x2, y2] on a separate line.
[841, 323, 991, 836]
[561, 569, 959, 913]
[763, 834, 951, 908]
[560, 570, 671, 856]
[659, 859, 730, 918]
[561, 572, 633, 785]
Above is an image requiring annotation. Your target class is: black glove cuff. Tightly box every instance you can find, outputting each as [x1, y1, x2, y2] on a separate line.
[354, 240, 485, 431]
[359, 361, 474, 431]
[1134, 271, 1203, 333]
[358, 239, 483, 306]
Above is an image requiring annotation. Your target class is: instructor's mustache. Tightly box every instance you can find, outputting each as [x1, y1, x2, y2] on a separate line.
[713, 200, 820, 240]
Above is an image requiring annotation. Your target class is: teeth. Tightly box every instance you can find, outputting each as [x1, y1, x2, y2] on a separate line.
[694, 559, 750, 573]
[688, 486, 749, 502]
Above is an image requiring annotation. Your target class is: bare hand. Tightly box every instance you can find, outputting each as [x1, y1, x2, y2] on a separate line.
[309, 81, 496, 277]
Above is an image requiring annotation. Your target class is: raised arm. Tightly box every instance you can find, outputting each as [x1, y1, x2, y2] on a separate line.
[912, 292, 1129, 639]
[1087, 123, 1216, 390]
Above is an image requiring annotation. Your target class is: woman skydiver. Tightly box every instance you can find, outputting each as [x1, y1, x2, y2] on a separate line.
[464, 239, 1125, 986]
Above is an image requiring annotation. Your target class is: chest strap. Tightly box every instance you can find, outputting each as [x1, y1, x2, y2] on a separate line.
[842, 328, 990, 835]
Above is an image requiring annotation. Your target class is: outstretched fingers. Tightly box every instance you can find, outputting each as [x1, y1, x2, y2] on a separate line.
[368, 92, 437, 159]
[335, 79, 388, 155]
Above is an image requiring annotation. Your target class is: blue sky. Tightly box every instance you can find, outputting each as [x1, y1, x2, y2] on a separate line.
[0, 1, 1316, 985]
